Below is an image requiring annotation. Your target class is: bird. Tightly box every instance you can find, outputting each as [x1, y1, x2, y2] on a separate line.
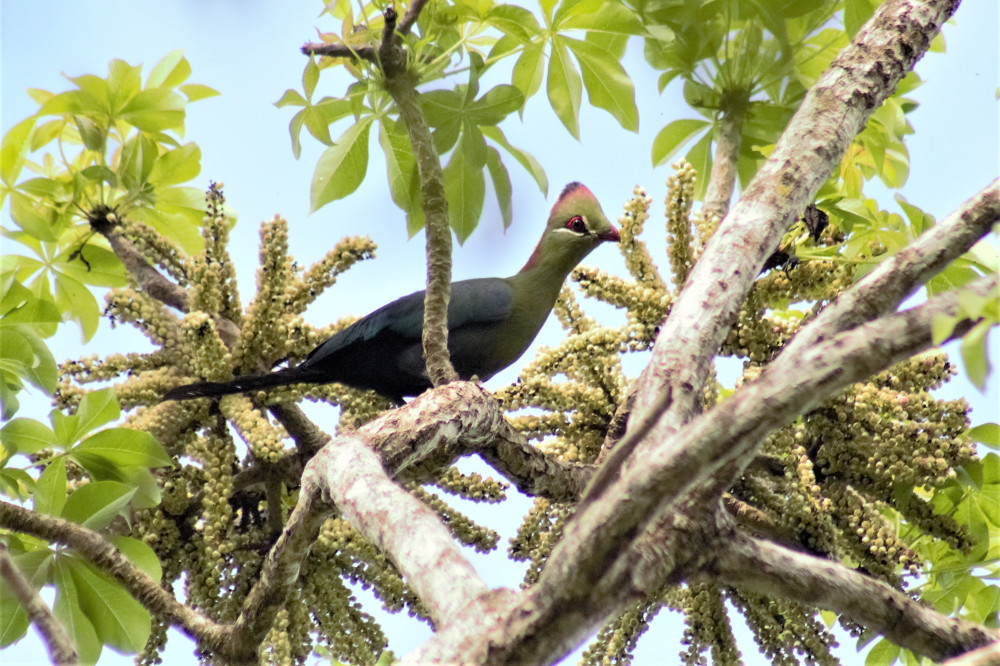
[163, 182, 620, 403]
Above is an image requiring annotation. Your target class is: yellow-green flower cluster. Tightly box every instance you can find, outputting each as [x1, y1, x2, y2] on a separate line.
[620, 185, 666, 290]
[121, 218, 188, 285]
[582, 596, 663, 666]
[508, 498, 571, 586]
[302, 544, 390, 665]
[284, 236, 377, 315]
[679, 583, 742, 666]
[220, 394, 288, 462]
[434, 466, 507, 502]
[313, 517, 427, 623]
[665, 161, 698, 288]
[105, 287, 183, 350]
[180, 311, 233, 382]
[728, 591, 838, 666]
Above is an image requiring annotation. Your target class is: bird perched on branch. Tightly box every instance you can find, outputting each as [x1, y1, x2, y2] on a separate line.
[164, 183, 620, 403]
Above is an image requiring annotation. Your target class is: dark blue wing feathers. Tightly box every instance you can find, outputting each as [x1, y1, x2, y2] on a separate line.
[304, 278, 513, 366]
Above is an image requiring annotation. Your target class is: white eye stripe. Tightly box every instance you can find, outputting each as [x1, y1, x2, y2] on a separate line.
[553, 227, 587, 236]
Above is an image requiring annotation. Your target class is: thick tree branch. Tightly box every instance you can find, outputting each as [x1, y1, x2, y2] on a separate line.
[487, 273, 995, 664]
[621, 0, 960, 485]
[222, 382, 516, 653]
[712, 529, 999, 661]
[0, 543, 77, 666]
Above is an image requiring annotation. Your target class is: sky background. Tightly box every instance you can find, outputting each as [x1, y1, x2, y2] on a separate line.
[1, 0, 998, 664]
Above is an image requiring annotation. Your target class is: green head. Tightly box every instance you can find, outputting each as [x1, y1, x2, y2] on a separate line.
[520, 182, 620, 275]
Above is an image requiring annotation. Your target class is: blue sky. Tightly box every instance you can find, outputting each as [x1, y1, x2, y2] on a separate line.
[2, 0, 998, 663]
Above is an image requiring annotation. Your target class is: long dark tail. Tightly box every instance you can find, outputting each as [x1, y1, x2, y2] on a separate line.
[163, 367, 317, 401]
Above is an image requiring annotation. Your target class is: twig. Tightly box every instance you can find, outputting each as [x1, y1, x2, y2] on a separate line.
[0, 500, 227, 652]
[0, 543, 77, 666]
[713, 527, 998, 662]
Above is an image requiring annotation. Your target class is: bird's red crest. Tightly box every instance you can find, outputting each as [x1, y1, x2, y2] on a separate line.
[557, 182, 595, 204]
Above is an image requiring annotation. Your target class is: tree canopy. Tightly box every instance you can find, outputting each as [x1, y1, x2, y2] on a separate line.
[1, 0, 998, 665]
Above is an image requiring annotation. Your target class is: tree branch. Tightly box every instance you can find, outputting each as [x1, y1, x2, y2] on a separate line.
[0, 543, 77, 666]
[0, 500, 228, 652]
[782, 177, 1000, 357]
[621, 0, 960, 484]
[712, 528, 999, 662]
[378, 7, 459, 388]
[702, 99, 748, 221]
[487, 272, 995, 664]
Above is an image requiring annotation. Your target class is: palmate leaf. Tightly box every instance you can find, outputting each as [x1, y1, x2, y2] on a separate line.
[64, 556, 151, 654]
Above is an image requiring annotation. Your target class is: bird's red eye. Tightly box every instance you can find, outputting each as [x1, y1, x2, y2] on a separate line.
[566, 216, 587, 234]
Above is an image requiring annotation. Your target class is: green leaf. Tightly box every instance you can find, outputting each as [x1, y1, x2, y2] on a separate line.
[119, 89, 185, 132]
[968, 423, 1000, 449]
[80, 165, 117, 187]
[118, 133, 158, 191]
[485, 146, 513, 229]
[146, 50, 191, 89]
[512, 43, 546, 101]
[960, 320, 991, 391]
[73, 115, 106, 151]
[74, 388, 121, 438]
[685, 130, 715, 200]
[844, 0, 876, 36]
[310, 117, 372, 212]
[481, 126, 548, 195]
[303, 57, 320, 100]
[444, 148, 485, 243]
[62, 481, 137, 530]
[565, 38, 638, 131]
[33, 457, 68, 517]
[1, 116, 35, 188]
[487, 4, 542, 40]
[66, 557, 150, 653]
[73, 428, 171, 468]
[0, 325, 57, 396]
[54, 560, 102, 664]
[107, 536, 162, 581]
[932, 313, 960, 345]
[54, 245, 128, 288]
[466, 85, 524, 127]
[378, 119, 421, 224]
[148, 142, 201, 187]
[558, 0, 644, 35]
[421, 89, 463, 153]
[547, 39, 583, 139]
[275, 89, 307, 108]
[0, 550, 53, 647]
[0, 468, 34, 500]
[54, 273, 100, 341]
[106, 59, 143, 114]
[179, 83, 220, 102]
[864, 638, 900, 666]
[10, 192, 58, 241]
[0, 417, 56, 455]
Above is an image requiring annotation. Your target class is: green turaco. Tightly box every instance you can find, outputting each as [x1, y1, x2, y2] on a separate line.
[164, 183, 619, 403]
